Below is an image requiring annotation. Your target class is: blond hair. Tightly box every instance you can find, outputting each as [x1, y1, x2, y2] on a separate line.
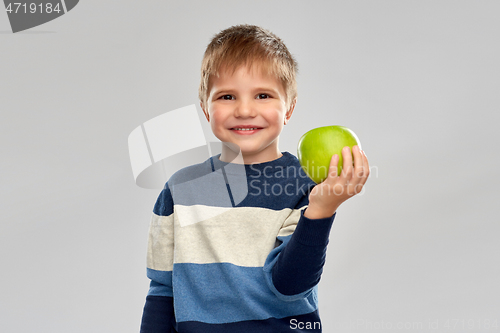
[199, 24, 298, 108]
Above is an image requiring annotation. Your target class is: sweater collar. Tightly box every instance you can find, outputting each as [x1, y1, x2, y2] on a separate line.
[210, 152, 294, 176]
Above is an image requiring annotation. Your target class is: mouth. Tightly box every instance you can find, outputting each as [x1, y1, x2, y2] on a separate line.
[230, 127, 263, 135]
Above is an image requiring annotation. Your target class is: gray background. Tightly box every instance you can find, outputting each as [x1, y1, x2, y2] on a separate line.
[1, 1, 499, 332]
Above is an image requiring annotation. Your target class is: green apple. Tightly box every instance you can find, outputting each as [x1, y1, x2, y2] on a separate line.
[297, 125, 362, 183]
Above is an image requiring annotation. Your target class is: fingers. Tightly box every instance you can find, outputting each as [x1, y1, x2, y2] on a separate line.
[359, 149, 370, 186]
[352, 145, 364, 179]
[351, 148, 370, 194]
[326, 145, 369, 188]
[341, 146, 353, 180]
[342, 145, 368, 196]
[320, 146, 370, 200]
[328, 154, 339, 179]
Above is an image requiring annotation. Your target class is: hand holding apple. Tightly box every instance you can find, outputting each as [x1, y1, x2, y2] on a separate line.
[297, 126, 370, 219]
[304, 145, 370, 219]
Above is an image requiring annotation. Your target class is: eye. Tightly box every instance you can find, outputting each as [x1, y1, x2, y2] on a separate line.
[220, 95, 234, 100]
[257, 93, 270, 99]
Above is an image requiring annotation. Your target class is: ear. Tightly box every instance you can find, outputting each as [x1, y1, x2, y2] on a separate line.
[284, 98, 297, 125]
[200, 101, 210, 122]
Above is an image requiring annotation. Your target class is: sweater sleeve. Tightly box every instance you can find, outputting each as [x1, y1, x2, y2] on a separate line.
[271, 209, 335, 296]
[140, 183, 176, 333]
[263, 190, 335, 301]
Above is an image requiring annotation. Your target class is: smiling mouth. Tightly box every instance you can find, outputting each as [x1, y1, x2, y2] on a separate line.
[230, 127, 263, 135]
[231, 127, 261, 131]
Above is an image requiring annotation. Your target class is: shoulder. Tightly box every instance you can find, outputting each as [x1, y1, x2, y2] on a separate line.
[281, 151, 316, 187]
[167, 155, 215, 187]
[153, 155, 216, 214]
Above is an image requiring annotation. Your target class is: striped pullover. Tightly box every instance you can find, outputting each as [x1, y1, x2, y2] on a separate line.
[140, 151, 336, 333]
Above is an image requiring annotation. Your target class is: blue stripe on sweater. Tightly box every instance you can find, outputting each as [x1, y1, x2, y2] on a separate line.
[147, 269, 173, 297]
[172, 262, 318, 324]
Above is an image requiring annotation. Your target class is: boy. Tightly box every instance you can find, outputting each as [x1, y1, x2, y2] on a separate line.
[140, 24, 369, 332]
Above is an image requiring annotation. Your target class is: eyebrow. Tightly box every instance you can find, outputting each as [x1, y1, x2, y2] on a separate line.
[212, 86, 281, 95]
[211, 88, 235, 95]
[253, 87, 280, 93]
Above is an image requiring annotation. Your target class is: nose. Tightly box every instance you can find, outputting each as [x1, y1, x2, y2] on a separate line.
[234, 98, 256, 118]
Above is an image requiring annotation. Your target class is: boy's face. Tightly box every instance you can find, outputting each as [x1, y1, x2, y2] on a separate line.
[201, 64, 295, 164]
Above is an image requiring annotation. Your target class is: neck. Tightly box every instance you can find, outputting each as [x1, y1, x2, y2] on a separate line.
[219, 146, 283, 165]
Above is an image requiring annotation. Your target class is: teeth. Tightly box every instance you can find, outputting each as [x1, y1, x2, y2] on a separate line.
[233, 128, 258, 131]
